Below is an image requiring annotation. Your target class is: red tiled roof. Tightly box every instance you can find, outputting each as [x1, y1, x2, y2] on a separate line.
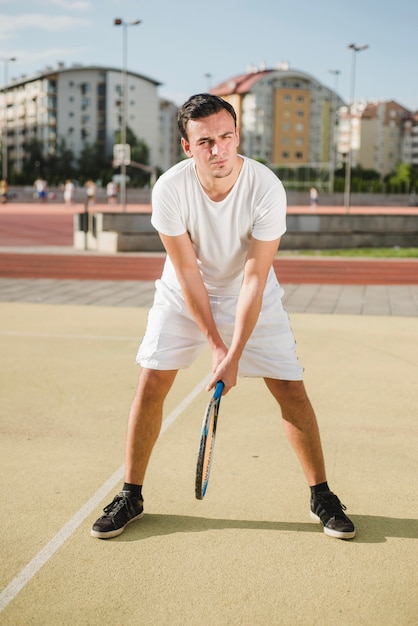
[210, 70, 273, 95]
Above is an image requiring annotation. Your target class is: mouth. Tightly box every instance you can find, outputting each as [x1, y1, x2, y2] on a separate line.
[211, 158, 227, 167]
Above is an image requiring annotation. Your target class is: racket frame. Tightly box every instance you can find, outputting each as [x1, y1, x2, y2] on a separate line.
[195, 381, 224, 499]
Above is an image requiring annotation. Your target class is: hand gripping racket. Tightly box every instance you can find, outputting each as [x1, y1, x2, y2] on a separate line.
[195, 381, 224, 500]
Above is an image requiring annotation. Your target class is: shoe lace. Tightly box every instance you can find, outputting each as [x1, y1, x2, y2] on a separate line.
[317, 492, 347, 517]
[103, 493, 128, 517]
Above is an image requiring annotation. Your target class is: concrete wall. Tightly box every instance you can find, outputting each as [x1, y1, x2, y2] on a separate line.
[283, 214, 418, 249]
[74, 211, 418, 253]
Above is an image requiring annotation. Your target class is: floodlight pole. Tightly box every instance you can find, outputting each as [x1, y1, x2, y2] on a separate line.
[113, 18, 141, 211]
[328, 69, 340, 193]
[344, 43, 369, 213]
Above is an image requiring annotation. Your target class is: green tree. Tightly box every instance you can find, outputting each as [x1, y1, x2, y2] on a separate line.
[20, 138, 45, 183]
[77, 141, 112, 184]
[54, 138, 76, 183]
[334, 165, 381, 193]
[387, 162, 412, 193]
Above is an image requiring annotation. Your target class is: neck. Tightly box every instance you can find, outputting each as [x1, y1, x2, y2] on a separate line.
[198, 156, 243, 202]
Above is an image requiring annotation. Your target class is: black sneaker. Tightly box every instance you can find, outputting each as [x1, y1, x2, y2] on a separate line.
[310, 491, 355, 539]
[91, 491, 144, 539]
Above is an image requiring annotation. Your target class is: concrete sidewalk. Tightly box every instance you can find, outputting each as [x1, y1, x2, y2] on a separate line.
[0, 277, 417, 316]
[1, 296, 417, 624]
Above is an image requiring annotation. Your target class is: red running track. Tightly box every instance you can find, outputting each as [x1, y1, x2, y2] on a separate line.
[0, 252, 417, 285]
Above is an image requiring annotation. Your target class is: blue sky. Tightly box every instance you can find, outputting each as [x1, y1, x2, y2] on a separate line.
[1, 0, 417, 110]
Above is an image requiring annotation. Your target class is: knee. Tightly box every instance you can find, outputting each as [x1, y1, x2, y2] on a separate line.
[137, 369, 176, 402]
[264, 378, 312, 410]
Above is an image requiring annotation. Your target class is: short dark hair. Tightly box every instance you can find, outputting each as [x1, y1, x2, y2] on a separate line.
[177, 93, 237, 140]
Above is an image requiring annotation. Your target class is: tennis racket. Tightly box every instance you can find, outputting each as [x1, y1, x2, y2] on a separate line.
[195, 380, 224, 500]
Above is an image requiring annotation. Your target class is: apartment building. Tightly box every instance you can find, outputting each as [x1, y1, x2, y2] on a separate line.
[210, 63, 344, 170]
[158, 98, 182, 172]
[0, 62, 166, 175]
[400, 110, 418, 168]
[359, 100, 410, 176]
[334, 99, 412, 178]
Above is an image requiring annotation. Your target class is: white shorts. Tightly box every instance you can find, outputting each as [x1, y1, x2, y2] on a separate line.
[136, 279, 304, 380]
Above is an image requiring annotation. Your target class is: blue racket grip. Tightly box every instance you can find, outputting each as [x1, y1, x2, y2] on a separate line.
[213, 381, 224, 400]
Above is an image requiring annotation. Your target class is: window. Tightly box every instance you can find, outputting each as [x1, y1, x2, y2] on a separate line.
[283, 94, 291, 102]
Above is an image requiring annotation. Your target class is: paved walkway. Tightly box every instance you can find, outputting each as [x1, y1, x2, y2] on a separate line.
[0, 276, 417, 316]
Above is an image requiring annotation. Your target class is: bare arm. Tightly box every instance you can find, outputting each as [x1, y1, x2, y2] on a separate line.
[159, 232, 228, 369]
[207, 236, 281, 392]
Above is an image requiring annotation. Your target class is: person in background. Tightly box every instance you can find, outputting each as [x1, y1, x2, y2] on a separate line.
[85, 179, 96, 206]
[309, 186, 318, 208]
[63, 179, 75, 206]
[106, 180, 118, 204]
[34, 178, 48, 203]
[0, 178, 8, 204]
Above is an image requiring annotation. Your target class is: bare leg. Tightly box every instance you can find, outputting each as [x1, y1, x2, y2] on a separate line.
[125, 368, 178, 485]
[264, 378, 326, 486]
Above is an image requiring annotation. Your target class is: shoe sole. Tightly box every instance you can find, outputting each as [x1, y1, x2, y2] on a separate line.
[91, 511, 144, 539]
[310, 511, 356, 540]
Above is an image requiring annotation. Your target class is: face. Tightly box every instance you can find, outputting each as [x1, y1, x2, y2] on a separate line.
[181, 109, 240, 180]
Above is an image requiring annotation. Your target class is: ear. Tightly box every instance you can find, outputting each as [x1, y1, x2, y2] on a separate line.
[235, 127, 240, 148]
[181, 137, 193, 158]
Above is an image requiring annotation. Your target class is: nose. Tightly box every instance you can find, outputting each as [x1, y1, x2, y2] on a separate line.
[210, 142, 219, 155]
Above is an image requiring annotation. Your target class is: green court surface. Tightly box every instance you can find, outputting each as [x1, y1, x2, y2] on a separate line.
[1, 302, 417, 624]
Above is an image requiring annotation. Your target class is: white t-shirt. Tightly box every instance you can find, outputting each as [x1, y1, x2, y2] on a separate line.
[151, 155, 287, 297]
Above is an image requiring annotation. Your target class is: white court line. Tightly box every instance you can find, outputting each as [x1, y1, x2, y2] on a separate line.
[0, 373, 210, 613]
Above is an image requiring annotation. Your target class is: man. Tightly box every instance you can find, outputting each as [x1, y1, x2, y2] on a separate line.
[91, 94, 355, 540]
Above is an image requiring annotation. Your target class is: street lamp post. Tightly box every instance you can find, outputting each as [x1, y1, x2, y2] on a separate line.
[328, 69, 340, 193]
[344, 43, 368, 212]
[204, 73, 213, 91]
[1, 56, 16, 182]
[113, 18, 141, 211]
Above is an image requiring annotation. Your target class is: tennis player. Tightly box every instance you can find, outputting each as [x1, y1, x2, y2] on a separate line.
[91, 93, 355, 540]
